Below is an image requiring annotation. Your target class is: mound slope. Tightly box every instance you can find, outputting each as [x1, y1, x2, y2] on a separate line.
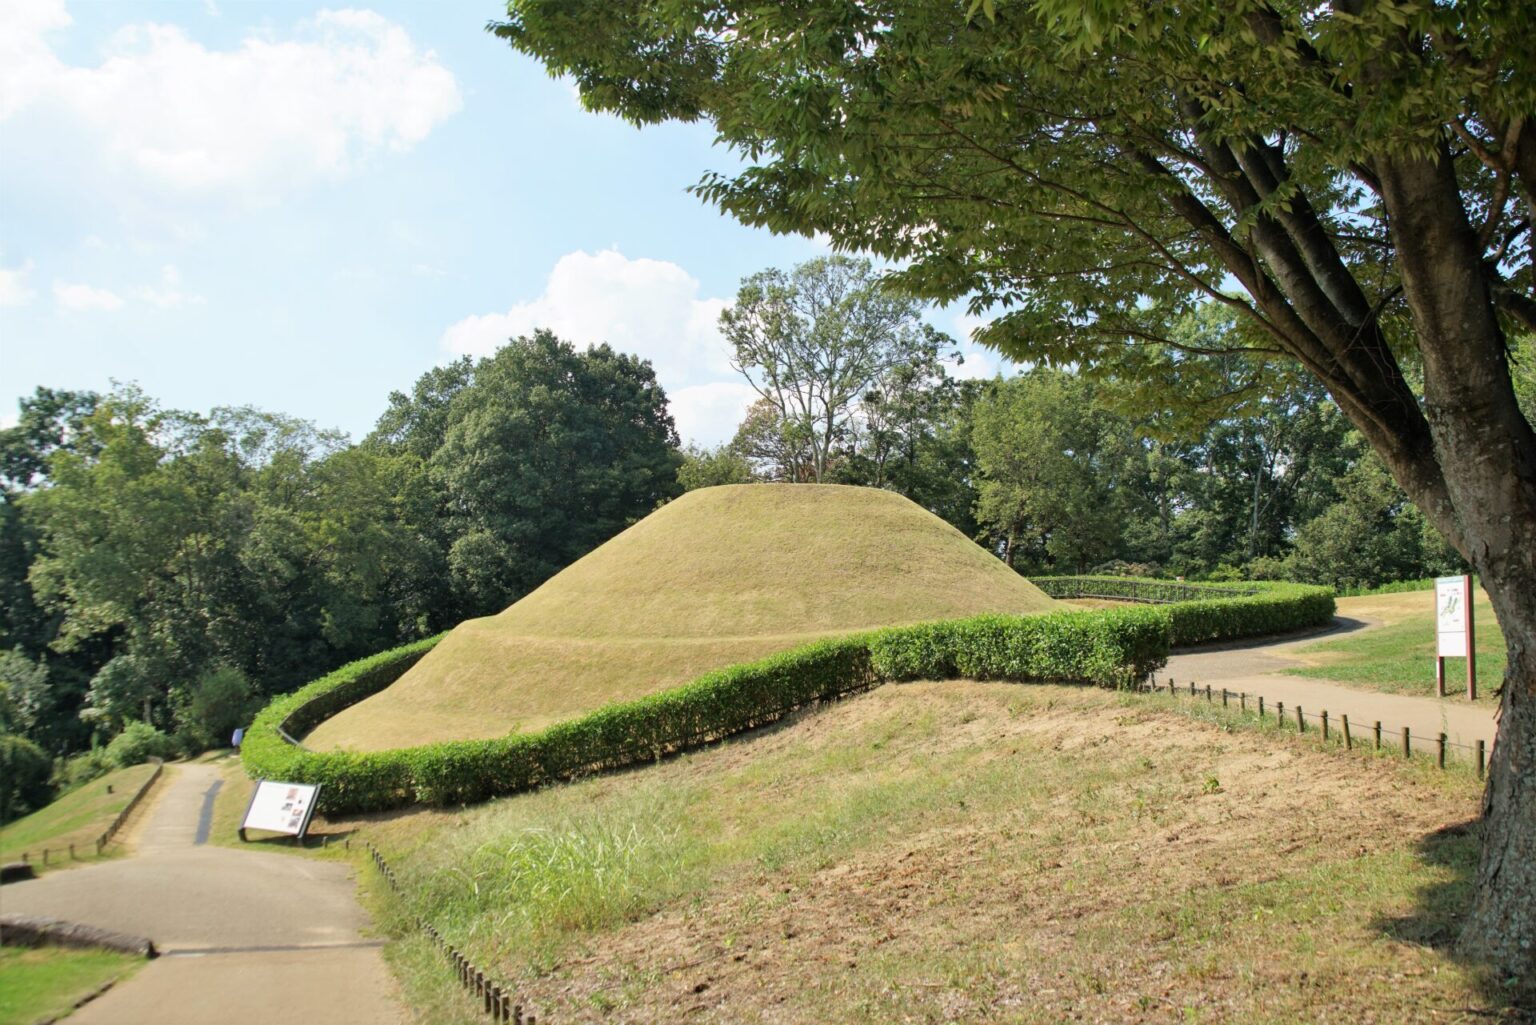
[307, 484, 1058, 751]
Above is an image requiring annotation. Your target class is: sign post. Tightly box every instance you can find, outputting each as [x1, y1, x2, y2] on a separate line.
[1434, 574, 1477, 700]
[239, 780, 322, 843]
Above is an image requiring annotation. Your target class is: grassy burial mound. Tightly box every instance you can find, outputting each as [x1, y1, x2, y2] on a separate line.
[307, 484, 1060, 752]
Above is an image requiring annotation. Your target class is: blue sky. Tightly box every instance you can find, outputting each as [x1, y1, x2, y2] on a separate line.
[0, 1, 1000, 446]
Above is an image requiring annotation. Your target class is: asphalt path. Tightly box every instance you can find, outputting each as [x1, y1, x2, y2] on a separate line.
[2, 762, 407, 1024]
[1163, 617, 1497, 760]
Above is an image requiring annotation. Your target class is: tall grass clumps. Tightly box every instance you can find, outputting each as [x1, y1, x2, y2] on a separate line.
[241, 613, 1169, 815]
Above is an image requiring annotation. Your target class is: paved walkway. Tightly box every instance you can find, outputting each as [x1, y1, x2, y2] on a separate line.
[2, 763, 406, 1024]
[1163, 618, 1497, 759]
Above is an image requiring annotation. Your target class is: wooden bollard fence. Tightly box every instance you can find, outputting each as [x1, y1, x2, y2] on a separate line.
[1374, 721, 1383, 750]
[1321, 710, 1329, 742]
[1240, 692, 1247, 712]
[1403, 726, 1412, 759]
[1342, 714, 1352, 750]
[1205, 684, 1212, 702]
[1477, 740, 1486, 779]
[1221, 688, 1229, 708]
[1258, 696, 1265, 719]
[1438, 733, 1447, 770]
[1296, 705, 1305, 732]
[1276, 701, 1284, 726]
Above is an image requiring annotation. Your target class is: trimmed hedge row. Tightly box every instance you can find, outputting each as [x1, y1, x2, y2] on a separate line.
[241, 609, 1171, 815]
[1031, 575, 1259, 603]
[1161, 583, 1335, 646]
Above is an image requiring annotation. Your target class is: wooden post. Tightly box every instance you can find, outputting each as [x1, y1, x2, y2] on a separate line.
[1240, 692, 1247, 712]
[514, 1005, 524, 1025]
[1467, 576, 1477, 701]
[1321, 710, 1329, 742]
[1168, 679, 1175, 696]
[1189, 680, 1196, 697]
[1342, 714, 1352, 750]
[1277, 701, 1284, 727]
[1477, 740, 1486, 779]
[1437, 654, 1446, 697]
[1296, 706, 1305, 732]
[1374, 721, 1383, 750]
[1221, 688, 1229, 708]
[1402, 726, 1411, 759]
[1258, 696, 1265, 719]
[1438, 733, 1447, 770]
[1205, 684, 1212, 702]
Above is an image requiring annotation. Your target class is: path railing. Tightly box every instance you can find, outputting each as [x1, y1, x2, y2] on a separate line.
[367, 843, 541, 1024]
[9, 760, 164, 870]
[1139, 675, 1488, 775]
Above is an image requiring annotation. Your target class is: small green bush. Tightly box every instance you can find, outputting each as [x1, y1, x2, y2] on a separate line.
[55, 747, 113, 790]
[0, 733, 54, 823]
[104, 722, 175, 769]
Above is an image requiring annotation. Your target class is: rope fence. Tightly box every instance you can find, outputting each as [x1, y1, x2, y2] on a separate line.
[1138, 676, 1488, 777]
[12, 759, 165, 869]
[367, 842, 540, 1024]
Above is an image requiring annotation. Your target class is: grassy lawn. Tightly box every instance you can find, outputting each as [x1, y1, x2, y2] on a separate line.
[308, 485, 1060, 752]
[0, 763, 161, 870]
[358, 682, 1508, 1024]
[0, 947, 142, 1025]
[1285, 589, 1505, 700]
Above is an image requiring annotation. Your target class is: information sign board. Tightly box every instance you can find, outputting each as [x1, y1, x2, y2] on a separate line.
[1435, 575, 1469, 657]
[240, 780, 321, 839]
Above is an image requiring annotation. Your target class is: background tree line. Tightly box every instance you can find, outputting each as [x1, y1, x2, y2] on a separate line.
[4, 258, 1528, 822]
[0, 330, 680, 819]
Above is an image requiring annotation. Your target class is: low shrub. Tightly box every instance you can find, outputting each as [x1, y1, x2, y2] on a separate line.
[1, 733, 54, 823]
[1164, 583, 1335, 646]
[104, 722, 176, 769]
[54, 747, 113, 790]
[867, 608, 1168, 688]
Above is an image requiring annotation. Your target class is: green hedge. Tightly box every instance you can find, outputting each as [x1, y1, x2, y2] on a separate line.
[868, 608, 1168, 687]
[1161, 583, 1335, 646]
[241, 610, 1169, 815]
[242, 581, 1333, 815]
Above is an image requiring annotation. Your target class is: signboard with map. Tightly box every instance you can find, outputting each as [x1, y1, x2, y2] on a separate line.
[240, 780, 321, 839]
[1433, 574, 1477, 699]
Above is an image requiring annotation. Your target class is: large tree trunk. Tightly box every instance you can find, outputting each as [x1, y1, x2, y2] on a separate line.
[1376, 148, 1536, 984]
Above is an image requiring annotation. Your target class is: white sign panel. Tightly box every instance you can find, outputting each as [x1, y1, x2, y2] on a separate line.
[1436, 575, 1469, 658]
[242, 780, 321, 837]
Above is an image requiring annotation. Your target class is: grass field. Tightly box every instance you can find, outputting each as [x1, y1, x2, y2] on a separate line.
[0, 763, 160, 870]
[310, 485, 1059, 752]
[0, 947, 142, 1025]
[1286, 590, 1505, 700]
[358, 682, 1509, 1024]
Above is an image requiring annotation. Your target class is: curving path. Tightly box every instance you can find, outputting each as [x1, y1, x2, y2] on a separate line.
[1163, 618, 1497, 759]
[2, 763, 406, 1025]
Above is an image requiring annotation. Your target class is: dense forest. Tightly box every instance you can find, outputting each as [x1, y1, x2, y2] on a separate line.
[2, 296, 1530, 820]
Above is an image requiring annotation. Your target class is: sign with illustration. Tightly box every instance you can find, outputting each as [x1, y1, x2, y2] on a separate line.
[240, 780, 321, 840]
[1435, 575, 1469, 657]
[1433, 574, 1477, 699]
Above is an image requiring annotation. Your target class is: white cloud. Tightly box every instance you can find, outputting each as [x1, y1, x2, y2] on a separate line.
[669, 381, 759, 448]
[0, 2, 460, 199]
[53, 280, 125, 311]
[442, 248, 735, 386]
[0, 259, 37, 306]
[948, 307, 1008, 380]
[136, 264, 203, 308]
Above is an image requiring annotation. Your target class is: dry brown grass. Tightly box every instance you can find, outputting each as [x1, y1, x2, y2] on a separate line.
[308, 485, 1058, 751]
[362, 683, 1506, 1025]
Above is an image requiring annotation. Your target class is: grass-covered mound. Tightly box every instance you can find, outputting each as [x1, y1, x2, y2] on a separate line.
[308, 485, 1060, 751]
